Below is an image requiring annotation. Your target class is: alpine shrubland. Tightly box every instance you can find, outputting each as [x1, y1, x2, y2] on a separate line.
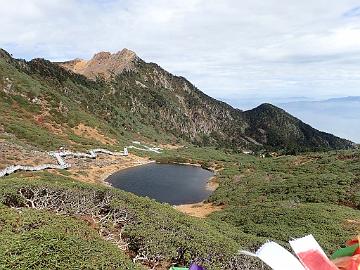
[0, 48, 359, 269]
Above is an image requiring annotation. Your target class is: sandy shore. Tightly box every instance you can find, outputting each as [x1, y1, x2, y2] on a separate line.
[174, 202, 224, 218]
[206, 175, 219, 191]
[174, 171, 224, 218]
[63, 153, 153, 185]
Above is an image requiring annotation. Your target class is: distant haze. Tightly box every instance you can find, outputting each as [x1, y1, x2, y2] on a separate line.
[277, 97, 360, 143]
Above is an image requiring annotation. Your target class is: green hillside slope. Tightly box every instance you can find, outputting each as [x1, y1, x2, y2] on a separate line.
[0, 48, 359, 269]
[0, 173, 265, 269]
[0, 48, 354, 152]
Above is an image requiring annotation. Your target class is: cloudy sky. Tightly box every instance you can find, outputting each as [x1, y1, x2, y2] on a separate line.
[1, 0, 360, 106]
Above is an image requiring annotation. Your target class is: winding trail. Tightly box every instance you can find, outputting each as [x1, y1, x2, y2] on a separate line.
[0, 142, 161, 178]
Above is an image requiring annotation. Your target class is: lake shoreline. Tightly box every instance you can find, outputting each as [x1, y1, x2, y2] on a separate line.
[106, 162, 214, 205]
[174, 172, 222, 218]
[101, 159, 222, 218]
[58, 154, 155, 186]
[101, 159, 156, 187]
[174, 202, 224, 218]
[161, 162, 222, 217]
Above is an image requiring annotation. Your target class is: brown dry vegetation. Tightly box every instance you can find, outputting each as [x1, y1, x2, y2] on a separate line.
[175, 202, 224, 218]
[0, 139, 150, 185]
[72, 123, 117, 145]
[65, 153, 151, 184]
[292, 155, 321, 166]
[0, 141, 54, 170]
[175, 175, 222, 218]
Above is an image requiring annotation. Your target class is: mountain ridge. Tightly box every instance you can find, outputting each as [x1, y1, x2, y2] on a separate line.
[0, 48, 354, 152]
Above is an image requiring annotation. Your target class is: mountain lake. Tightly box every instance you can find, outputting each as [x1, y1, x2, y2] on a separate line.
[106, 163, 214, 205]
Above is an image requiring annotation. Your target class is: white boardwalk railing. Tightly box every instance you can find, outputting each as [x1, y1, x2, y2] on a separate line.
[0, 163, 70, 178]
[128, 141, 162, 153]
[0, 143, 161, 178]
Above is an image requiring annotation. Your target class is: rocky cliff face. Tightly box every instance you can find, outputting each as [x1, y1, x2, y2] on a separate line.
[58, 49, 139, 80]
[0, 48, 354, 152]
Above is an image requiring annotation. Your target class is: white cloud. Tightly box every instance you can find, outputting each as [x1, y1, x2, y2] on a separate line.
[1, 0, 360, 104]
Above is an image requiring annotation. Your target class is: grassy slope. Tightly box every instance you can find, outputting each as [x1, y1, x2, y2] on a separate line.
[0, 204, 140, 270]
[0, 148, 358, 268]
[1, 76, 359, 266]
[0, 173, 263, 269]
[0, 57, 176, 151]
[1, 52, 359, 268]
[1, 51, 353, 153]
[154, 147, 360, 253]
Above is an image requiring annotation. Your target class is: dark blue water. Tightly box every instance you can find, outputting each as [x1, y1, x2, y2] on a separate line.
[106, 163, 214, 205]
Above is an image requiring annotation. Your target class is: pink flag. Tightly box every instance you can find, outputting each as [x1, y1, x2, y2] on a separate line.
[290, 235, 339, 270]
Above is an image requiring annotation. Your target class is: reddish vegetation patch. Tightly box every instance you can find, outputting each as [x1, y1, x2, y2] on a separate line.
[33, 109, 66, 136]
[34, 115, 45, 124]
[76, 215, 99, 231]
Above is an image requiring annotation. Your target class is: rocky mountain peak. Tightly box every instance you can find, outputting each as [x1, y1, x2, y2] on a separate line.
[115, 48, 137, 58]
[92, 51, 112, 61]
[58, 48, 140, 80]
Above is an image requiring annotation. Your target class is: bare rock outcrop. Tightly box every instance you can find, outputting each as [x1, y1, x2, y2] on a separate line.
[58, 49, 139, 80]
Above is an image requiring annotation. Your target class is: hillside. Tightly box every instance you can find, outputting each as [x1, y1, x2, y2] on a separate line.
[0, 147, 359, 269]
[0, 48, 352, 153]
[243, 103, 353, 153]
[0, 48, 359, 269]
[60, 50, 354, 152]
